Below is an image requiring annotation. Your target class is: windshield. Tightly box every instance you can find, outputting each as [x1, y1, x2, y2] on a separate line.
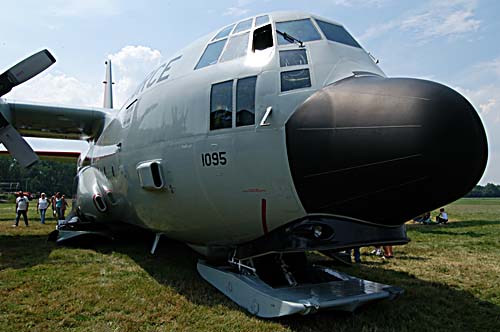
[276, 19, 321, 46]
[315, 19, 362, 49]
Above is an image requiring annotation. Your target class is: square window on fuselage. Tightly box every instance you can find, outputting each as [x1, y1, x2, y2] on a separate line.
[210, 80, 233, 130]
[236, 76, 257, 127]
[279, 49, 308, 67]
[281, 69, 311, 92]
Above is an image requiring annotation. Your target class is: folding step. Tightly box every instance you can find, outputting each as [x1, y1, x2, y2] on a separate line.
[197, 261, 403, 318]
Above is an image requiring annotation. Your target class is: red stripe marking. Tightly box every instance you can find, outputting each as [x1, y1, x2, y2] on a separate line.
[261, 198, 269, 235]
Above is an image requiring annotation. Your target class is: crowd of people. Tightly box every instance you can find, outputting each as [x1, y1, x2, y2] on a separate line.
[12, 191, 69, 227]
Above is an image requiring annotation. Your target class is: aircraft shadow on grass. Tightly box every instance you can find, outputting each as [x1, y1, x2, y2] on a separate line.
[1, 231, 499, 331]
[0, 234, 55, 270]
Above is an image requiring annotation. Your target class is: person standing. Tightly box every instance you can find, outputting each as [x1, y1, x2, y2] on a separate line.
[13, 191, 29, 227]
[55, 193, 63, 220]
[37, 193, 49, 224]
[61, 194, 69, 220]
[50, 193, 57, 217]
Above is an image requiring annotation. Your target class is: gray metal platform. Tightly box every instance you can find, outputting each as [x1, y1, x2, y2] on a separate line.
[197, 261, 403, 318]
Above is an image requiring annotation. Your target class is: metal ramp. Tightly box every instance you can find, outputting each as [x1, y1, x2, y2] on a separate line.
[197, 261, 403, 318]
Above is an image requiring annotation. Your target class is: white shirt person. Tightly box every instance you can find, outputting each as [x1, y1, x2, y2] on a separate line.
[37, 193, 50, 224]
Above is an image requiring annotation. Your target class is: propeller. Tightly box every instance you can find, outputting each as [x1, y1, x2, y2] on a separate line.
[0, 49, 56, 97]
[0, 49, 56, 167]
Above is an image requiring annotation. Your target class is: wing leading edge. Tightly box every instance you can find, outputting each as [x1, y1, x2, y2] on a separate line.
[0, 99, 110, 140]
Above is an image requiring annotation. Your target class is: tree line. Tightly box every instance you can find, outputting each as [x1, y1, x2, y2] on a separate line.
[0, 156, 77, 197]
[465, 183, 500, 197]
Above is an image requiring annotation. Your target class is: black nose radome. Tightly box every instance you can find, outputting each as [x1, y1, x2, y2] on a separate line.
[286, 76, 488, 226]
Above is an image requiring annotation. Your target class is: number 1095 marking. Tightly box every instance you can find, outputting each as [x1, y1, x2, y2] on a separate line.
[201, 152, 227, 167]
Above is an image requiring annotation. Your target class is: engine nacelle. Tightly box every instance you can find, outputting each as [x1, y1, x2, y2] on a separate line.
[74, 166, 117, 222]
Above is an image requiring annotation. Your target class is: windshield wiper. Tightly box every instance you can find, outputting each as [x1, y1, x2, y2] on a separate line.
[276, 30, 304, 47]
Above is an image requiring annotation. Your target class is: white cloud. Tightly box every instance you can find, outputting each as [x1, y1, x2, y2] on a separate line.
[452, 83, 500, 184]
[359, 21, 398, 41]
[6, 72, 101, 107]
[458, 85, 500, 120]
[360, 0, 480, 42]
[223, 7, 249, 17]
[474, 57, 500, 77]
[400, 9, 480, 40]
[108, 45, 163, 108]
[222, 0, 262, 17]
[5, 45, 164, 109]
[480, 99, 498, 117]
[48, 0, 120, 17]
[454, 63, 500, 126]
[448, 53, 500, 183]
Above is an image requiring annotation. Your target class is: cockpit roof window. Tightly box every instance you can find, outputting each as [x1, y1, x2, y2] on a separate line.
[212, 24, 235, 41]
[276, 19, 322, 46]
[195, 39, 227, 70]
[220, 32, 250, 63]
[233, 18, 253, 34]
[315, 19, 362, 49]
[255, 15, 270, 27]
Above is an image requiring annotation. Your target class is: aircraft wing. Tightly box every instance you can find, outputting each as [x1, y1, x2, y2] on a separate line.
[0, 49, 110, 167]
[1, 99, 109, 140]
[0, 99, 109, 166]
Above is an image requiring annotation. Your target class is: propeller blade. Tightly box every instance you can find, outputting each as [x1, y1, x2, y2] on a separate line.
[0, 49, 56, 97]
[0, 113, 38, 167]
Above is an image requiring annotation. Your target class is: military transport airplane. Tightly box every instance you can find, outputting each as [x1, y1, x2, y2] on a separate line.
[0, 12, 488, 317]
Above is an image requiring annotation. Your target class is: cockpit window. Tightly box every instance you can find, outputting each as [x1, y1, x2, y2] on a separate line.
[253, 24, 273, 51]
[195, 39, 227, 70]
[236, 76, 257, 127]
[211, 80, 233, 130]
[212, 24, 235, 41]
[220, 32, 250, 63]
[276, 19, 321, 46]
[255, 15, 270, 27]
[281, 69, 311, 92]
[315, 19, 362, 49]
[233, 18, 253, 34]
[279, 49, 308, 67]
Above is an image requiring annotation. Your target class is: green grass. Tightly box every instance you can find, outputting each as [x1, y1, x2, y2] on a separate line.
[1, 199, 499, 331]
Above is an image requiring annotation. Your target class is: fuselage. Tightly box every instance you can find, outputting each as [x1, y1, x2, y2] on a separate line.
[75, 11, 487, 252]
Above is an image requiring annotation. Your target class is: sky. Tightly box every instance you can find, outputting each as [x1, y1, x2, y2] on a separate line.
[1, 0, 499, 184]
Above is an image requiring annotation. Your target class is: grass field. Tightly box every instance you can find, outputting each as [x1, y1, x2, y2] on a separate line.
[1, 199, 499, 331]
